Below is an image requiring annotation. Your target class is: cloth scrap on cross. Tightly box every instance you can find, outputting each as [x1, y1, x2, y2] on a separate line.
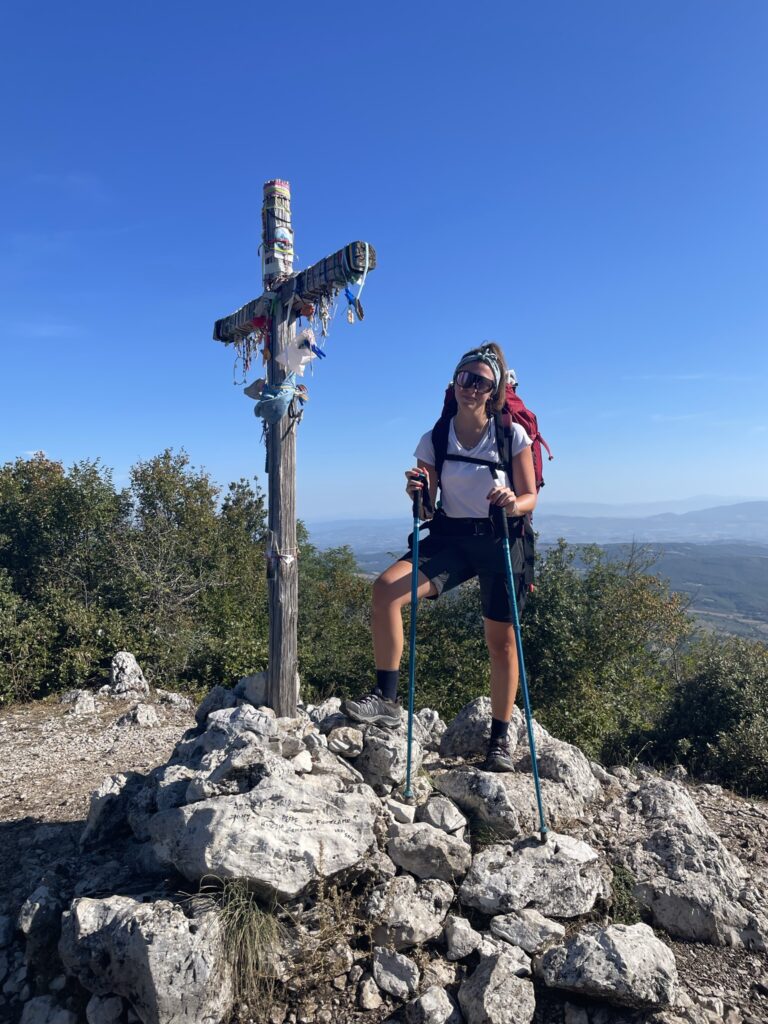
[274, 328, 324, 376]
[253, 372, 308, 423]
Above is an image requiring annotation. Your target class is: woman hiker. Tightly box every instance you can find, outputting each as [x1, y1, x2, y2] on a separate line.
[342, 342, 537, 772]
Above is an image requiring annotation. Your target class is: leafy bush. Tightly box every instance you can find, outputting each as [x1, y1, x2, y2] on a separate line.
[0, 570, 54, 703]
[522, 541, 692, 763]
[298, 540, 373, 700]
[653, 636, 768, 794]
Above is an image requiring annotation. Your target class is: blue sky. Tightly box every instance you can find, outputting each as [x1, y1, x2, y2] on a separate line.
[1, 1, 766, 519]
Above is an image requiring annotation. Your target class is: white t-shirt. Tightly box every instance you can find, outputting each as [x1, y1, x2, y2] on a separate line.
[414, 417, 532, 518]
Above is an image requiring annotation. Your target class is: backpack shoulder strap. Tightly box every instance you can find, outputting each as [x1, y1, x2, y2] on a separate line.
[494, 410, 514, 482]
[431, 414, 451, 488]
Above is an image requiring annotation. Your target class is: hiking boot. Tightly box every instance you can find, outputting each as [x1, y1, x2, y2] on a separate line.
[342, 689, 403, 728]
[481, 737, 514, 772]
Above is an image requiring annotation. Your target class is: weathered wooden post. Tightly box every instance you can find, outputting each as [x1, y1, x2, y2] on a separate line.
[262, 180, 298, 716]
[213, 180, 376, 716]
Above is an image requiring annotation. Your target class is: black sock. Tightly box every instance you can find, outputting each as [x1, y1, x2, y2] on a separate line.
[376, 670, 399, 702]
[490, 718, 510, 742]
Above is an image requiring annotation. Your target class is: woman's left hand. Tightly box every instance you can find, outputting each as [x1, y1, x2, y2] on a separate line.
[486, 486, 517, 509]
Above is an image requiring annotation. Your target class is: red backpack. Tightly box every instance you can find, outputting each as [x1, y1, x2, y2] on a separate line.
[431, 381, 552, 500]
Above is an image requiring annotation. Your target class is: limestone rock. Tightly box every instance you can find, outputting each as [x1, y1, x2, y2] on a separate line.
[274, 715, 308, 754]
[81, 773, 143, 848]
[623, 777, 768, 949]
[303, 730, 326, 753]
[307, 697, 342, 726]
[439, 696, 497, 758]
[291, 750, 312, 773]
[154, 764, 199, 810]
[590, 761, 622, 789]
[327, 726, 364, 758]
[368, 875, 454, 950]
[458, 951, 536, 1024]
[355, 724, 423, 794]
[459, 833, 608, 917]
[434, 768, 520, 834]
[416, 708, 447, 752]
[185, 744, 296, 803]
[517, 738, 602, 805]
[234, 671, 267, 707]
[18, 883, 63, 967]
[361, 847, 398, 884]
[59, 895, 232, 1024]
[20, 997, 78, 1024]
[308, 744, 365, 784]
[372, 946, 420, 1000]
[155, 689, 194, 710]
[387, 822, 471, 882]
[116, 703, 158, 728]
[175, 705, 278, 766]
[110, 652, 149, 699]
[443, 914, 482, 961]
[421, 957, 461, 991]
[416, 795, 467, 836]
[194, 685, 238, 725]
[386, 796, 418, 823]
[490, 908, 565, 954]
[85, 994, 124, 1024]
[405, 985, 462, 1024]
[62, 690, 96, 715]
[358, 973, 382, 1010]
[149, 777, 379, 900]
[535, 922, 678, 1010]
[510, 705, 550, 749]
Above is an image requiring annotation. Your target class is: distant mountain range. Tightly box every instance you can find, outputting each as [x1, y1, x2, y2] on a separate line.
[534, 501, 768, 545]
[306, 501, 768, 552]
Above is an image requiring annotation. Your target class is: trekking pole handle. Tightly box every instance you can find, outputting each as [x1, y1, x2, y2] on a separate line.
[412, 472, 426, 520]
[491, 502, 510, 540]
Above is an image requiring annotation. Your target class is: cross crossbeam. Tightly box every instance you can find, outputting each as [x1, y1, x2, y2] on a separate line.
[213, 241, 376, 344]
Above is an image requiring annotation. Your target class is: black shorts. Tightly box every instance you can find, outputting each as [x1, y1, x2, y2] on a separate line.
[398, 517, 533, 624]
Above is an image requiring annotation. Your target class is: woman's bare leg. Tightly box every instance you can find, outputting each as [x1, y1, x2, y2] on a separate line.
[372, 560, 437, 670]
[483, 617, 519, 721]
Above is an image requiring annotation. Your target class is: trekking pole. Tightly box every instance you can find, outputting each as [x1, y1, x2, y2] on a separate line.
[491, 504, 548, 843]
[403, 473, 425, 802]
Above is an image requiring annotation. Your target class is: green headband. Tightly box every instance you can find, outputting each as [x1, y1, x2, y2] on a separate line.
[453, 349, 502, 390]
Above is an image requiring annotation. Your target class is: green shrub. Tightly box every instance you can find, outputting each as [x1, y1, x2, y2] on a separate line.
[298, 541, 373, 700]
[653, 636, 768, 794]
[523, 541, 692, 763]
[610, 864, 642, 925]
[0, 570, 54, 703]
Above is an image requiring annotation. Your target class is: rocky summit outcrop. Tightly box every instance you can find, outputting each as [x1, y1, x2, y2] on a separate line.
[5, 668, 768, 1024]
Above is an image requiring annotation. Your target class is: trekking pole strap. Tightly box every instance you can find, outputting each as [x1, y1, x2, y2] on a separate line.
[413, 470, 431, 519]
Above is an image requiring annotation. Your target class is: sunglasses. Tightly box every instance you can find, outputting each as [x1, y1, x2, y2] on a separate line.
[455, 370, 495, 394]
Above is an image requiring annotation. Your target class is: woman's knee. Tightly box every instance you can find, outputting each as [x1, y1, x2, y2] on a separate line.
[484, 622, 517, 659]
[373, 567, 409, 611]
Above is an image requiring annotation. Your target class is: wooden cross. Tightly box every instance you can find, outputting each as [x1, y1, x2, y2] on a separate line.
[213, 179, 377, 716]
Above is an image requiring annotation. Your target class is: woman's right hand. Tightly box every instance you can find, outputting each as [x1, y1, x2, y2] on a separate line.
[404, 468, 427, 499]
